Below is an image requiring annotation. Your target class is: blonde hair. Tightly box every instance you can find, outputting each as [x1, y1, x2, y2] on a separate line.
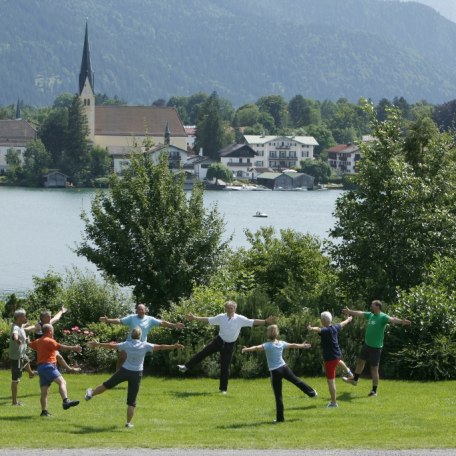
[224, 300, 237, 310]
[267, 324, 279, 340]
[131, 327, 142, 340]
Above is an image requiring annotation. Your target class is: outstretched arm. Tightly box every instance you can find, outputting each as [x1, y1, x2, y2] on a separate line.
[252, 315, 277, 326]
[50, 306, 68, 325]
[99, 316, 122, 325]
[340, 315, 353, 328]
[59, 343, 82, 354]
[160, 320, 185, 330]
[153, 343, 184, 352]
[242, 345, 264, 353]
[87, 341, 118, 350]
[287, 342, 311, 349]
[342, 307, 365, 318]
[388, 316, 411, 326]
[187, 313, 209, 324]
[307, 324, 321, 333]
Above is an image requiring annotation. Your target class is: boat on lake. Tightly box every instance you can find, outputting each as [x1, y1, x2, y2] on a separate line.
[253, 211, 268, 218]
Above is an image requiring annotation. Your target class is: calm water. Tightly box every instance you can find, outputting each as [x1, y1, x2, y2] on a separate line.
[0, 186, 343, 294]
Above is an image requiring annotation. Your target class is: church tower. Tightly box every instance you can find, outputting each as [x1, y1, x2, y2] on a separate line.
[79, 22, 95, 142]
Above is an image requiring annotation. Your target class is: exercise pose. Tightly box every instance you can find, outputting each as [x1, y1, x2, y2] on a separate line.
[307, 311, 352, 407]
[242, 324, 317, 422]
[342, 300, 411, 397]
[177, 300, 276, 394]
[85, 327, 184, 428]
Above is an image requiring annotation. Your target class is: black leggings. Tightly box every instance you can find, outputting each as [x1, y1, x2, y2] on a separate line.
[270, 364, 316, 421]
[186, 336, 236, 392]
[103, 367, 142, 407]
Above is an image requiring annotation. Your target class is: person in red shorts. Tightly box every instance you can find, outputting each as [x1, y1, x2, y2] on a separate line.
[308, 311, 352, 408]
[29, 324, 82, 417]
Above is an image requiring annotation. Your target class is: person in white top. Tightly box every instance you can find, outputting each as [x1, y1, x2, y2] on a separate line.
[85, 327, 184, 428]
[242, 324, 317, 423]
[177, 300, 276, 393]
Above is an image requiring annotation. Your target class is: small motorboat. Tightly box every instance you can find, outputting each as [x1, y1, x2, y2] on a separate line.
[253, 211, 268, 218]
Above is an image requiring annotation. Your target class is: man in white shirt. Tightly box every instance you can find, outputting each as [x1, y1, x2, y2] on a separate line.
[177, 300, 276, 393]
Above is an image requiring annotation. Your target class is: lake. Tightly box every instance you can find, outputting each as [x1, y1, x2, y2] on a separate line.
[0, 186, 343, 295]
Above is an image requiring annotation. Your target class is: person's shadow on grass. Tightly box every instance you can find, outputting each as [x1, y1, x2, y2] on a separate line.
[216, 418, 299, 429]
[168, 390, 213, 398]
[68, 424, 119, 434]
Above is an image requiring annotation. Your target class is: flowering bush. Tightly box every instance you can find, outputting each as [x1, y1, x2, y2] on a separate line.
[57, 323, 128, 372]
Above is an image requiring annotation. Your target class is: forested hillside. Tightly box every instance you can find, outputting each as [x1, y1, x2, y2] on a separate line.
[2, 0, 456, 106]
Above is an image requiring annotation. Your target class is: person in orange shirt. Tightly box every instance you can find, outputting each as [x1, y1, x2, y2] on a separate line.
[29, 324, 82, 417]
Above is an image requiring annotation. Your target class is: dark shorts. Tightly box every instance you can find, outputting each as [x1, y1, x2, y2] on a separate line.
[359, 344, 382, 367]
[103, 367, 143, 407]
[37, 363, 61, 387]
[11, 357, 28, 382]
[324, 358, 340, 379]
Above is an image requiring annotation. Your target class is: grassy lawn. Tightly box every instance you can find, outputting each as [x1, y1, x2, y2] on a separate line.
[0, 371, 455, 449]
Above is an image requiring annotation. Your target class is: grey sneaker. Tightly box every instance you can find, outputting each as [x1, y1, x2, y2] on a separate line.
[177, 364, 188, 373]
[342, 376, 358, 386]
[62, 399, 80, 410]
[85, 388, 93, 401]
[368, 390, 377, 397]
[327, 402, 339, 408]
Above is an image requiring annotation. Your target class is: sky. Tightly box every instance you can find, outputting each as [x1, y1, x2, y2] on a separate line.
[397, 0, 456, 22]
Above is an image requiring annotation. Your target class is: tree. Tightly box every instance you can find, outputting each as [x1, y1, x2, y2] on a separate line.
[206, 162, 233, 183]
[236, 104, 261, 127]
[88, 145, 112, 178]
[194, 91, 226, 159]
[288, 95, 321, 127]
[329, 103, 456, 302]
[5, 149, 24, 183]
[23, 139, 52, 186]
[38, 107, 68, 168]
[256, 95, 288, 131]
[299, 158, 331, 185]
[304, 124, 335, 157]
[61, 95, 91, 184]
[77, 151, 229, 310]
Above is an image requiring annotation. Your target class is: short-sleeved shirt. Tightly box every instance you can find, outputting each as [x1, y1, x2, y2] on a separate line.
[29, 336, 61, 364]
[208, 313, 254, 343]
[116, 340, 154, 371]
[9, 323, 27, 360]
[263, 341, 289, 371]
[120, 315, 162, 342]
[364, 312, 390, 348]
[319, 324, 342, 361]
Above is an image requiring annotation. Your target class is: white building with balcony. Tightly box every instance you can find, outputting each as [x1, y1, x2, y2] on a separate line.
[243, 135, 318, 171]
[218, 143, 257, 179]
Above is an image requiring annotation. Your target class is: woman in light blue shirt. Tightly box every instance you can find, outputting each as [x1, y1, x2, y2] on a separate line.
[242, 324, 317, 422]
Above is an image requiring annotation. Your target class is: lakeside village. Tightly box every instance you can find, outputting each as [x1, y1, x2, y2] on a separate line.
[0, 25, 365, 192]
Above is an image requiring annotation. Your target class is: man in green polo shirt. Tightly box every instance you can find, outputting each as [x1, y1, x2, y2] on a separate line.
[341, 300, 411, 397]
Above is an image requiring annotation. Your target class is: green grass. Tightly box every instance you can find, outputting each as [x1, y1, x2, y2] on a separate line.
[0, 371, 455, 449]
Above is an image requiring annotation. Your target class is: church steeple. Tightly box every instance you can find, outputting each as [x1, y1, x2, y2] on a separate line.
[79, 21, 94, 94]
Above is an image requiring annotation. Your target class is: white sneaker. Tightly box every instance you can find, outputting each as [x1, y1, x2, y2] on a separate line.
[310, 391, 318, 399]
[342, 376, 358, 386]
[327, 402, 339, 408]
[177, 364, 188, 373]
[85, 388, 93, 401]
[125, 422, 134, 428]
[219, 390, 227, 395]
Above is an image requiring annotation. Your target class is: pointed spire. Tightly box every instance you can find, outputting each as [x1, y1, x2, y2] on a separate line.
[15, 98, 21, 120]
[164, 122, 171, 145]
[79, 21, 94, 94]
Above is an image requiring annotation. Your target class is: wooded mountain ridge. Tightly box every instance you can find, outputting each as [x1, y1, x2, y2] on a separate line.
[2, 0, 456, 107]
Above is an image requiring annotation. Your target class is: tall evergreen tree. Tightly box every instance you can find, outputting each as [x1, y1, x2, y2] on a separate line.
[194, 91, 226, 159]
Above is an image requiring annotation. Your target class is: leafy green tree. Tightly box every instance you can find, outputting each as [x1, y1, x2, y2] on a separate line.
[88, 145, 112, 178]
[298, 158, 331, 184]
[38, 108, 68, 168]
[77, 151, 229, 310]
[236, 104, 261, 127]
[5, 149, 24, 183]
[206, 162, 233, 183]
[23, 139, 52, 186]
[329, 103, 456, 302]
[288, 95, 321, 127]
[194, 91, 227, 159]
[95, 93, 126, 106]
[304, 124, 336, 157]
[256, 95, 288, 131]
[53, 93, 74, 109]
[61, 95, 91, 184]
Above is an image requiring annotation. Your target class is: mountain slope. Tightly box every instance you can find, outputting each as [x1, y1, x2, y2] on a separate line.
[1, 0, 456, 106]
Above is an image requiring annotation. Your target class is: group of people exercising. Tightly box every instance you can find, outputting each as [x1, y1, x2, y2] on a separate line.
[9, 299, 411, 426]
